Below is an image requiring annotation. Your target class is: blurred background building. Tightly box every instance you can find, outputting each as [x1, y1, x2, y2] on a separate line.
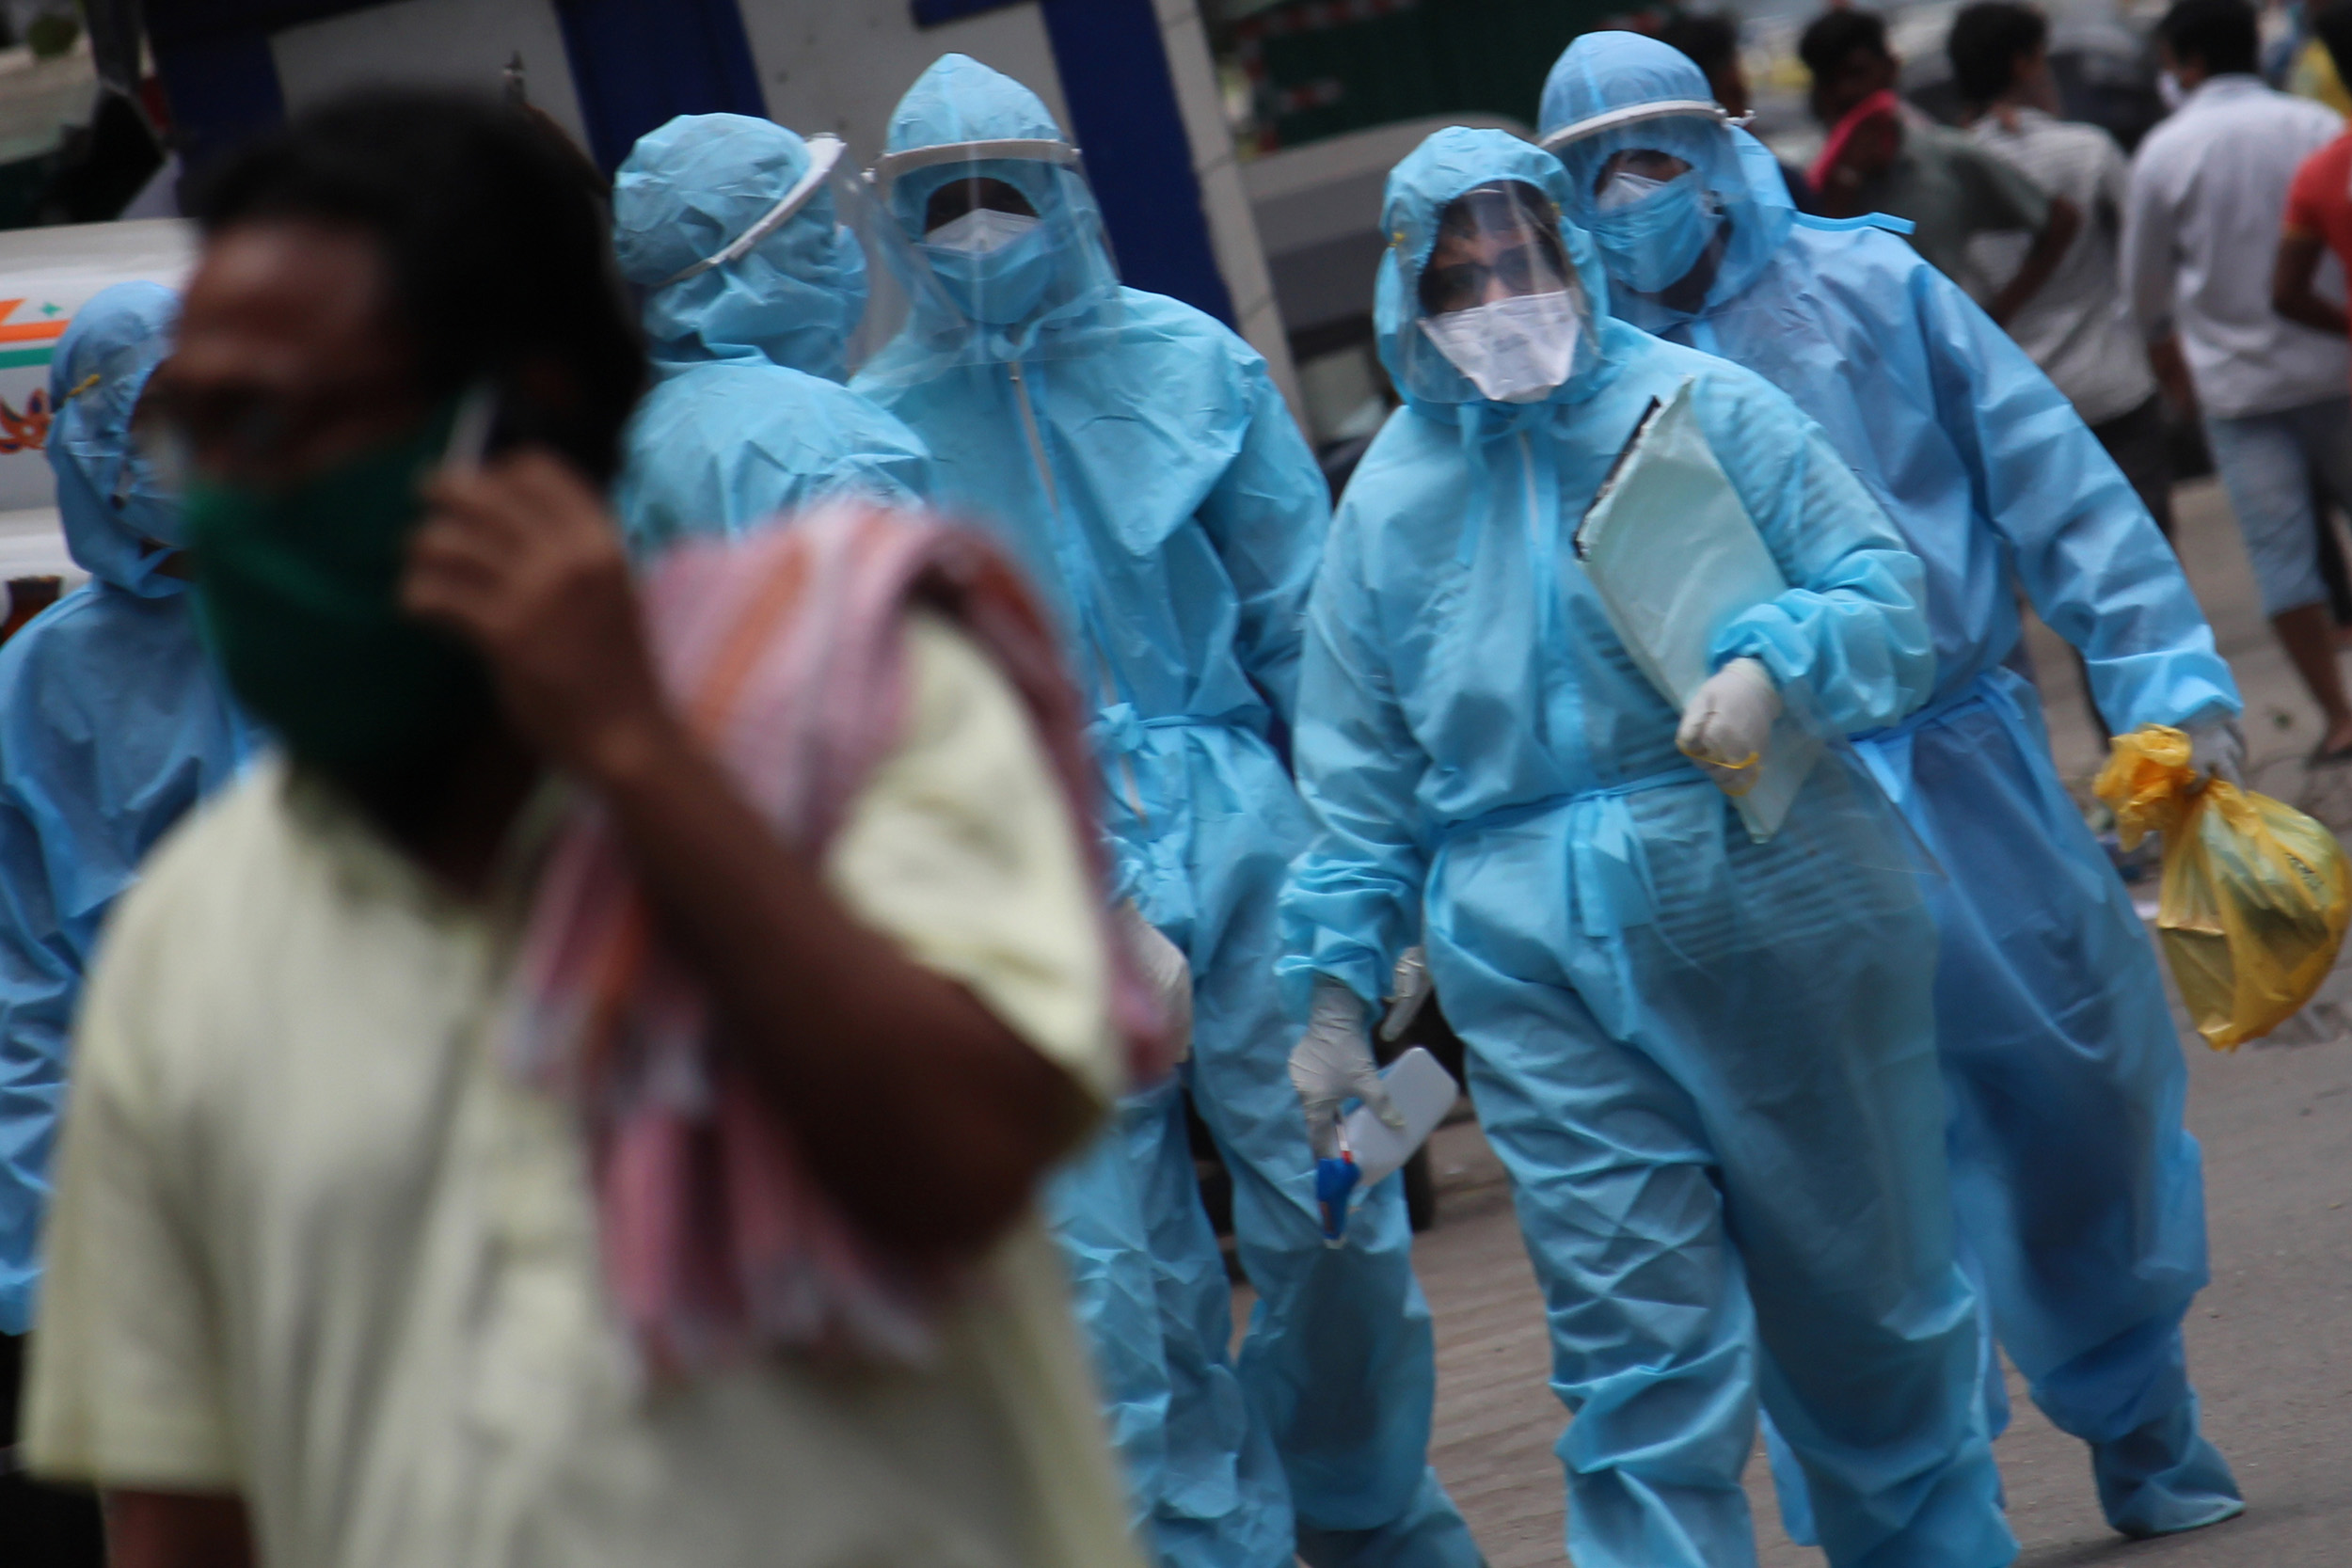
[0, 0, 2286, 520]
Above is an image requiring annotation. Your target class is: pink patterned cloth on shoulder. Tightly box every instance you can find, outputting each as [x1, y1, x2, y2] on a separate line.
[504, 500, 1173, 1376]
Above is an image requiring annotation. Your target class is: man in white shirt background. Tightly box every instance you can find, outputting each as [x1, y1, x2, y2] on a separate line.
[2124, 0, 2352, 759]
[1955, 1, 2179, 538]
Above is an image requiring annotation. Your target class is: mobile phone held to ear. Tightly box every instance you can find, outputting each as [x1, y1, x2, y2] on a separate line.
[443, 383, 500, 474]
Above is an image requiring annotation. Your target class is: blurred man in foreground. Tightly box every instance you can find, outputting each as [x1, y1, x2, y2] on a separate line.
[20, 87, 1146, 1568]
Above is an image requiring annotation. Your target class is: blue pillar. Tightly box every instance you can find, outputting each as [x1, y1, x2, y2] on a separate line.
[147, 0, 769, 181]
[552, 0, 766, 172]
[1037, 0, 1235, 325]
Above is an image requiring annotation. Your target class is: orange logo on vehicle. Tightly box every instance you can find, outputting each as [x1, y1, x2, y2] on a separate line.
[0, 297, 68, 346]
[0, 386, 50, 452]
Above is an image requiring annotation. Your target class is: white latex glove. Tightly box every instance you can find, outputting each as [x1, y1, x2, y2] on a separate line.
[1380, 944, 1433, 1042]
[1677, 657, 1781, 795]
[2185, 717, 2245, 789]
[1117, 900, 1192, 1061]
[1290, 976, 1402, 1160]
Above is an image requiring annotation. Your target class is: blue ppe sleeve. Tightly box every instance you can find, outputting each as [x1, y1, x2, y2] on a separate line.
[1279, 509, 1431, 1014]
[1195, 362, 1329, 728]
[1693, 373, 1939, 734]
[0, 587, 253, 1336]
[0, 772, 95, 1335]
[1909, 265, 2239, 732]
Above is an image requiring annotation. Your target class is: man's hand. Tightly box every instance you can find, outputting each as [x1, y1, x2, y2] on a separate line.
[2273, 230, 2348, 338]
[406, 449, 1089, 1259]
[1989, 197, 2080, 326]
[405, 451, 682, 784]
[105, 1490, 254, 1568]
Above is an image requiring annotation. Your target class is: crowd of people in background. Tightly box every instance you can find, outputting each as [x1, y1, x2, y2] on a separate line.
[1, 2, 2348, 1566]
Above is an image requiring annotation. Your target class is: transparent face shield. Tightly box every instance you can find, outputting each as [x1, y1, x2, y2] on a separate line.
[1540, 103, 1747, 309]
[1390, 181, 1597, 407]
[850, 137, 1124, 378]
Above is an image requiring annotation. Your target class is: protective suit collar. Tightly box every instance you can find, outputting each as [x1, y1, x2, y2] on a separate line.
[613, 114, 867, 383]
[1538, 31, 1794, 332]
[1375, 127, 1627, 436]
[49, 281, 183, 598]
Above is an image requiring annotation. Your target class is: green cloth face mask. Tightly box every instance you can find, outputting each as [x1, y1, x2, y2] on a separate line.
[186, 399, 497, 775]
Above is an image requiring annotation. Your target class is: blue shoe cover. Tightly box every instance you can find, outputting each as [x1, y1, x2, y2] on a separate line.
[2093, 1402, 2245, 1539]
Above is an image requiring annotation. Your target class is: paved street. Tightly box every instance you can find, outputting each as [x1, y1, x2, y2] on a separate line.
[1397, 480, 2352, 1564]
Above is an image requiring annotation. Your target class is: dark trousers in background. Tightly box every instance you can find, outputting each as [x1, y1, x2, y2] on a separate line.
[2071, 395, 2183, 744]
[2093, 393, 2176, 542]
[2, 1332, 104, 1568]
[2318, 485, 2352, 626]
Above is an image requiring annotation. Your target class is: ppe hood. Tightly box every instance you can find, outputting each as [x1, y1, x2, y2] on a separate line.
[614, 113, 867, 382]
[1375, 127, 1622, 428]
[1539, 30, 1794, 331]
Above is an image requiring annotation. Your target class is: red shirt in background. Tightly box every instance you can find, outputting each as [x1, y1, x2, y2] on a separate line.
[2284, 130, 2352, 278]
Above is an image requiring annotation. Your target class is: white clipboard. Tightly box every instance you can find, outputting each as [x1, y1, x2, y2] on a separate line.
[1572, 377, 1819, 840]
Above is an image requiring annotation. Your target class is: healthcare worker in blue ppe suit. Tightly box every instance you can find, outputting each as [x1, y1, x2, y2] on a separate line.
[853, 53, 1479, 1568]
[1539, 30, 2245, 1543]
[0, 281, 256, 1338]
[610, 114, 930, 559]
[1280, 125, 2018, 1568]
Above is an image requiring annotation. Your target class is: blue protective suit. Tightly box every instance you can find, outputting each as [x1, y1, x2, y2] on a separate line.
[1541, 32, 2244, 1540]
[0, 283, 255, 1333]
[1279, 126, 2016, 1568]
[854, 55, 1477, 1568]
[609, 114, 929, 560]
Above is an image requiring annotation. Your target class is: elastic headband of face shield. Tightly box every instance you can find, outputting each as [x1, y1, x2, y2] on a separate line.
[870, 137, 1082, 199]
[1539, 101, 1748, 218]
[1386, 180, 1599, 408]
[1538, 99, 1750, 158]
[660, 134, 849, 289]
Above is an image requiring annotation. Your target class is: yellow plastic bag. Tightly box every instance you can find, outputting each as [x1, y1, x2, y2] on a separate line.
[2095, 725, 2352, 1050]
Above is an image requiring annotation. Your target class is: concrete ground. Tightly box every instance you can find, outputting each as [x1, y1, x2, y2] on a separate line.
[1400, 480, 2352, 1565]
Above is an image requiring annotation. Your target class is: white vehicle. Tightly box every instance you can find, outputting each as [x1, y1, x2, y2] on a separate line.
[0, 216, 194, 587]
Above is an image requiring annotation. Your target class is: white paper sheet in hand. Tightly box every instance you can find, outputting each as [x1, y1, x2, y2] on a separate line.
[1573, 376, 1819, 840]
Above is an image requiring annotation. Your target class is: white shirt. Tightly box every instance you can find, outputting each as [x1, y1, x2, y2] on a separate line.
[2123, 74, 2348, 420]
[1967, 107, 2158, 426]
[24, 615, 1145, 1568]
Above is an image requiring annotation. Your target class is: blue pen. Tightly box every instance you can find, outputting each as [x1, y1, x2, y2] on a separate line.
[1316, 1142, 1360, 1246]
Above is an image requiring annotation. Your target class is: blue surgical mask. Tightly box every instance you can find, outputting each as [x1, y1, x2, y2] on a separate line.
[1587, 169, 1721, 296]
[922, 212, 1057, 326]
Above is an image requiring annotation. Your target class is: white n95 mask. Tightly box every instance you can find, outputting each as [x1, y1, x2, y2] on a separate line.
[1420, 290, 1583, 404]
[925, 207, 1041, 255]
